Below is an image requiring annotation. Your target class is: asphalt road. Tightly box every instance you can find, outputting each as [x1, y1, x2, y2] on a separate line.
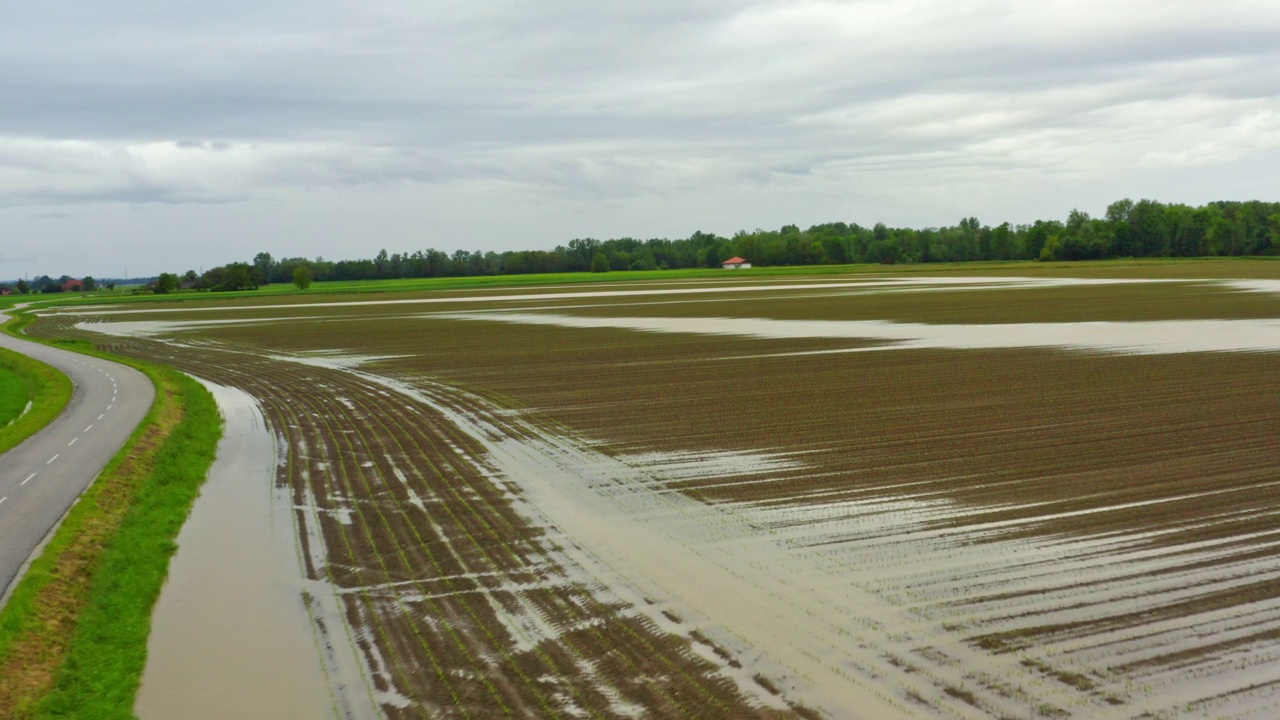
[0, 313, 154, 601]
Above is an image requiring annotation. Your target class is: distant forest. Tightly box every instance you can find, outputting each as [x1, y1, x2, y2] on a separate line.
[12, 198, 1273, 295]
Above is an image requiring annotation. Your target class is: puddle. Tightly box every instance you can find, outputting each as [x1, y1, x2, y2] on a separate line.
[1223, 279, 1280, 296]
[437, 313, 1280, 355]
[278, 351, 411, 369]
[134, 380, 367, 720]
[72, 316, 307, 338]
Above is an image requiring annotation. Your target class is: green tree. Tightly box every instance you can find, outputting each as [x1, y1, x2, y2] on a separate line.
[375, 249, 392, 278]
[864, 236, 901, 264]
[1024, 220, 1061, 260]
[699, 244, 723, 268]
[1171, 206, 1211, 256]
[990, 223, 1013, 260]
[293, 264, 313, 290]
[253, 252, 274, 281]
[155, 272, 179, 294]
[225, 264, 253, 290]
[1106, 198, 1137, 256]
[82, 276, 97, 291]
[590, 252, 610, 273]
[201, 263, 258, 292]
[630, 251, 657, 271]
[1131, 200, 1170, 256]
[15, 278, 28, 294]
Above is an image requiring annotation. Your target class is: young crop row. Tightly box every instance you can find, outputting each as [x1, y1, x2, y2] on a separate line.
[32, 273, 1280, 719]
[48, 322, 793, 719]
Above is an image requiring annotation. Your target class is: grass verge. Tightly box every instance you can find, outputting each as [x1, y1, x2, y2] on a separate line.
[0, 324, 222, 718]
[0, 347, 73, 456]
[0, 364, 28, 424]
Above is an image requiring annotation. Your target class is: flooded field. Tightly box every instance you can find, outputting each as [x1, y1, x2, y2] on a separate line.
[135, 381, 348, 720]
[33, 266, 1280, 718]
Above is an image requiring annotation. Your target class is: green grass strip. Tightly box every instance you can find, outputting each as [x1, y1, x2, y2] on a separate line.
[39, 370, 220, 719]
[3, 309, 38, 336]
[0, 311, 222, 719]
[0, 365, 28, 425]
[0, 346, 72, 456]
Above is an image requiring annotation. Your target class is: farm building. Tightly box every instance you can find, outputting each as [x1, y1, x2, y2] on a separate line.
[0, 286, 11, 296]
[721, 257, 752, 269]
[62, 278, 84, 292]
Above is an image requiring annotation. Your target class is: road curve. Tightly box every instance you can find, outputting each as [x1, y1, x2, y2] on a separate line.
[0, 311, 154, 601]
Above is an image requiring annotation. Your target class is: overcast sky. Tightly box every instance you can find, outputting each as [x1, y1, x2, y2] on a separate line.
[2, 0, 1279, 279]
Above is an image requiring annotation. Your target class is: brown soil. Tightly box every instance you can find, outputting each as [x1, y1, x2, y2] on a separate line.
[30, 272, 1280, 718]
[50, 329, 793, 719]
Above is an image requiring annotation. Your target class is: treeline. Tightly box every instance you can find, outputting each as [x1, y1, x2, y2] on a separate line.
[187, 198, 1279, 290]
[2, 275, 108, 295]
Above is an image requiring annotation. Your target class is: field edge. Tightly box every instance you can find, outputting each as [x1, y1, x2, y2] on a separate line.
[0, 325, 223, 719]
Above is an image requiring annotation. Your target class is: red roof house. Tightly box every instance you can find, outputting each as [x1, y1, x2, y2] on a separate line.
[62, 278, 85, 292]
[721, 257, 752, 269]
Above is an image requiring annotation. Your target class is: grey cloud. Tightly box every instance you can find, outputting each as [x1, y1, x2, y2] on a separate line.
[1, 1, 1279, 277]
[6, 2, 1272, 142]
[0, 185, 240, 209]
[173, 140, 234, 151]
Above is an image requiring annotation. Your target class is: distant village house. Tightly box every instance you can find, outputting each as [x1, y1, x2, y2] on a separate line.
[721, 256, 752, 269]
[62, 278, 85, 292]
[0, 285, 11, 296]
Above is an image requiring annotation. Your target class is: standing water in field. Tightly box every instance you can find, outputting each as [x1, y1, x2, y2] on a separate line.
[434, 313, 1280, 355]
[63, 274, 1280, 719]
[135, 381, 373, 720]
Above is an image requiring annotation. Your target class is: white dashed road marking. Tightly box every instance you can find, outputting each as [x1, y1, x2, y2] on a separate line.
[68, 437, 77, 447]
[47, 454, 59, 464]
[21, 474, 35, 486]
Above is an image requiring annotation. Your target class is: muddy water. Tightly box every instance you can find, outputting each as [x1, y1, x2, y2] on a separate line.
[338, 368, 1280, 720]
[58, 275, 1181, 317]
[79, 280, 1280, 718]
[1225, 279, 1280, 295]
[135, 380, 338, 720]
[438, 312, 1280, 355]
[334, 372, 956, 718]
